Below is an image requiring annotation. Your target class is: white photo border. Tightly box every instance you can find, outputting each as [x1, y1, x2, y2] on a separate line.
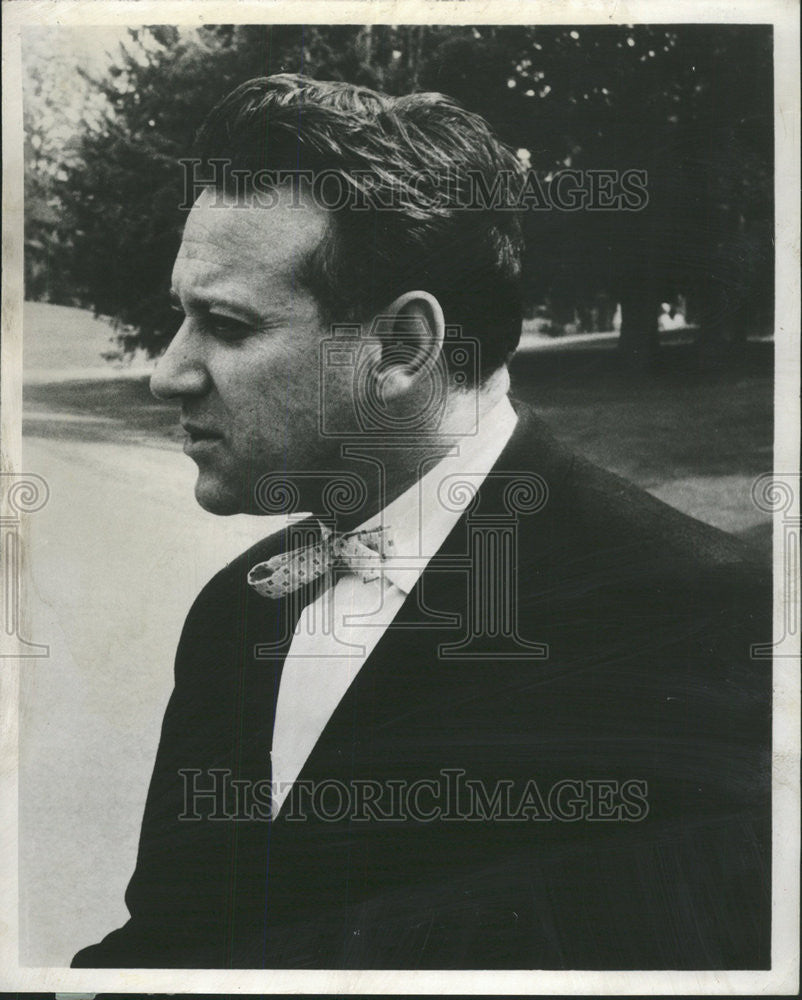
[1, 0, 799, 994]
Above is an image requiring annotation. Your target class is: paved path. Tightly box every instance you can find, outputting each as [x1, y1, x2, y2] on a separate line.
[19, 433, 279, 964]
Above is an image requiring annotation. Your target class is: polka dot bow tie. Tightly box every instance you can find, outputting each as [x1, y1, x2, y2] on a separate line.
[247, 521, 395, 600]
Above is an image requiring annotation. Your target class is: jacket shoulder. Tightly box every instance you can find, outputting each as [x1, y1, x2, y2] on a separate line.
[503, 404, 768, 584]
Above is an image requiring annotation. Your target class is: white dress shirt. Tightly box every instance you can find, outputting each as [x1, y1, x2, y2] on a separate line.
[269, 394, 518, 815]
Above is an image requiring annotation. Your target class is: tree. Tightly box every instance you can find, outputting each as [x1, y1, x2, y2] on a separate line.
[22, 30, 110, 303]
[418, 25, 773, 370]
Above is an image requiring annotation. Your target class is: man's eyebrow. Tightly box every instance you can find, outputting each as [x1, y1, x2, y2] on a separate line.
[170, 287, 232, 312]
[169, 287, 274, 325]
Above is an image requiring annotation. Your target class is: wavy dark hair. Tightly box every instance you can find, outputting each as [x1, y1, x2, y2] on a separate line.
[195, 73, 524, 383]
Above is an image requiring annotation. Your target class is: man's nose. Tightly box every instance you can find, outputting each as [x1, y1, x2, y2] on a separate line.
[150, 322, 209, 400]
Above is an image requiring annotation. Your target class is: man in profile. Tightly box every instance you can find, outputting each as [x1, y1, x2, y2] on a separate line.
[73, 74, 771, 970]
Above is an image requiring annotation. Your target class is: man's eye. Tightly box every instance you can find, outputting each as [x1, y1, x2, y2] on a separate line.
[208, 314, 250, 341]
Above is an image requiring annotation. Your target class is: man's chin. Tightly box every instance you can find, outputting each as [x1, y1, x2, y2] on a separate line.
[193, 477, 247, 516]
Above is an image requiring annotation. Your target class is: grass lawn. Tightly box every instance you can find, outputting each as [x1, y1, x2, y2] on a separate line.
[510, 342, 773, 486]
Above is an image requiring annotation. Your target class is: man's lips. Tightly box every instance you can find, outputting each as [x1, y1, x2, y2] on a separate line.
[182, 422, 223, 442]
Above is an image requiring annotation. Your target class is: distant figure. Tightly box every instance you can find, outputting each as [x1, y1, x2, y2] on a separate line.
[658, 300, 687, 331]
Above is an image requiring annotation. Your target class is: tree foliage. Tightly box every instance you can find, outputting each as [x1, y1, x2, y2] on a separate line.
[28, 24, 773, 363]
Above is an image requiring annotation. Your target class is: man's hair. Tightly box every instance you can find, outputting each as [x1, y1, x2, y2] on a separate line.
[195, 73, 524, 383]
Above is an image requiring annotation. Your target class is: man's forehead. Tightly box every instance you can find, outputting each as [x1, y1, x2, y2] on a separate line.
[175, 186, 327, 283]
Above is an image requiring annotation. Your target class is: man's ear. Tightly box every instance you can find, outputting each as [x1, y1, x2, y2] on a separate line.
[371, 290, 445, 400]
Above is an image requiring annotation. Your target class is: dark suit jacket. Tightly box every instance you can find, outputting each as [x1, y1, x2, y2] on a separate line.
[73, 403, 772, 969]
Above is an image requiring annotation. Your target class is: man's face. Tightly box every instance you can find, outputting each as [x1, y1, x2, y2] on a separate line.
[152, 186, 344, 515]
